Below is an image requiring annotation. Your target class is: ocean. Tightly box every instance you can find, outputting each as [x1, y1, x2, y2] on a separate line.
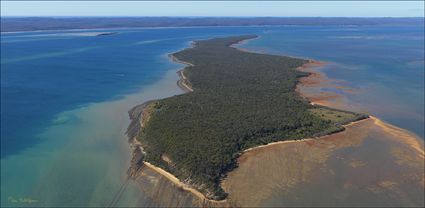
[242, 25, 424, 138]
[1, 25, 423, 206]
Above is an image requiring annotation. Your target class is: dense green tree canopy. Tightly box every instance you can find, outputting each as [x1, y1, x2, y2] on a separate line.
[135, 36, 366, 200]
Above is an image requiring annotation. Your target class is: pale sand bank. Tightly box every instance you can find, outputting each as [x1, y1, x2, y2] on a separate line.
[142, 161, 226, 203]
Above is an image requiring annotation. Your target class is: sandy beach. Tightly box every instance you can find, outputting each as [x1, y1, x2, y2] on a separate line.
[242, 116, 370, 154]
[142, 161, 226, 203]
[176, 70, 193, 92]
[168, 53, 194, 92]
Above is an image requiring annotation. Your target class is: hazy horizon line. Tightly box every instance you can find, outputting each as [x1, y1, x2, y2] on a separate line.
[2, 16, 424, 18]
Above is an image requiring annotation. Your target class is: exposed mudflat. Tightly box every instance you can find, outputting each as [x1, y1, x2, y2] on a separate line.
[222, 117, 424, 207]
[212, 61, 425, 207]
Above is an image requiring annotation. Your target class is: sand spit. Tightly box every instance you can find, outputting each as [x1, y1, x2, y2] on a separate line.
[169, 54, 194, 92]
[371, 116, 424, 158]
[177, 70, 194, 92]
[169, 53, 194, 67]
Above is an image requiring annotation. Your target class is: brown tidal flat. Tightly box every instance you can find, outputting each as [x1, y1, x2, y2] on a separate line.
[296, 61, 365, 112]
[222, 117, 424, 207]
[216, 61, 424, 207]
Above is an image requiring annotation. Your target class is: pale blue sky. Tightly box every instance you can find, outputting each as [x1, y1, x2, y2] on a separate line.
[1, 1, 424, 17]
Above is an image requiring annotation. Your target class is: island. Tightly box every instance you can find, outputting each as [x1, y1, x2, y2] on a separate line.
[95, 32, 117, 36]
[127, 35, 368, 201]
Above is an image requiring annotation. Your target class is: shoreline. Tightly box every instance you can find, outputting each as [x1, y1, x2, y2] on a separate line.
[142, 161, 224, 203]
[242, 116, 370, 154]
[168, 54, 194, 92]
[232, 35, 330, 64]
[295, 60, 352, 108]
[1, 24, 365, 34]
[126, 36, 371, 203]
[127, 48, 227, 203]
[177, 70, 194, 92]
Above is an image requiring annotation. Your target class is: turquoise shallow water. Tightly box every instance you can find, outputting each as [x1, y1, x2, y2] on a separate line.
[1, 24, 423, 206]
[1, 26, 261, 207]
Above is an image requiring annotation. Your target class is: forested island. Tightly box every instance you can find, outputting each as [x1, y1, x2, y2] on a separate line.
[128, 35, 367, 200]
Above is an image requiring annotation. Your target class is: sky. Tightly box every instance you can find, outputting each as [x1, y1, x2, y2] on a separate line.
[1, 1, 424, 17]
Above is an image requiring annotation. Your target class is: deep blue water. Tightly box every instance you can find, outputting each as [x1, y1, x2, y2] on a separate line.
[242, 25, 424, 138]
[0, 27, 260, 158]
[1, 25, 424, 159]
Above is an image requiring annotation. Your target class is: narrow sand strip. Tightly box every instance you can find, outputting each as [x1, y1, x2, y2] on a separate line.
[243, 117, 370, 153]
[371, 116, 424, 157]
[142, 160, 227, 203]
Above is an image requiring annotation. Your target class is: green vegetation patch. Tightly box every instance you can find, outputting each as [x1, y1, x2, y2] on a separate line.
[309, 106, 367, 125]
[136, 35, 366, 200]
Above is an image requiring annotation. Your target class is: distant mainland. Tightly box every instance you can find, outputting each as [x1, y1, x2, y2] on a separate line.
[1, 17, 423, 32]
